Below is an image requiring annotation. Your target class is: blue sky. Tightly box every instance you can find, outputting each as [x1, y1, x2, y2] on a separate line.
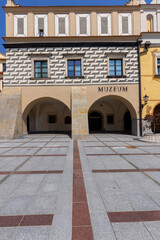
[0, 0, 152, 54]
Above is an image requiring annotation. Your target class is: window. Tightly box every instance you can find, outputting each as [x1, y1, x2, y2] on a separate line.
[34, 61, 48, 78]
[147, 15, 153, 32]
[64, 116, 71, 124]
[109, 59, 122, 76]
[48, 115, 57, 124]
[107, 115, 114, 125]
[98, 13, 111, 36]
[157, 59, 160, 75]
[76, 14, 90, 36]
[14, 15, 27, 37]
[35, 14, 48, 36]
[119, 13, 132, 35]
[55, 14, 69, 36]
[39, 29, 44, 37]
[68, 59, 81, 77]
[3, 63, 6, 72]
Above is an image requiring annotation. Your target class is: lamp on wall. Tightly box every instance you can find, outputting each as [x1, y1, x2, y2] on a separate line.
[142, 94, 149, 108]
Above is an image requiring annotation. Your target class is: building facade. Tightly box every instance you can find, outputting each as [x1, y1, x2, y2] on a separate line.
[1, 0, 142, 139]
[140, 0, 160, 133]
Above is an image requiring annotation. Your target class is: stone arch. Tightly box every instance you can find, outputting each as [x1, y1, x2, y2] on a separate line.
[88, 95, 137, 135]
[23, 97, 71, 134]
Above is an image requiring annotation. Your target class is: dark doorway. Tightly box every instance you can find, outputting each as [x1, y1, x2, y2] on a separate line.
[89, 112, 102, 132]
[124, 111, 132, 133]
[27, 115, 30, 133]
[153, 104, 160, 133]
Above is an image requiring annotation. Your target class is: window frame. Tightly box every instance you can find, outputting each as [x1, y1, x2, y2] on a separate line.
[67, 59, 82, 78]
[107, 54, 126, 78]
[14, 14, 27, 37]
[34, 60, 48, 79]
[30, 55, 50, 79]
[3, 63, 6, 72]
[55, 14, 69, 36]
[35, 14, 48, 37]
[76, 14, 90, 36]
[119, 13, 132, 36]
[65, 55, 84, 78]
[98, 13, 111, 36]
[154, 53, 160, 77]
[157, 58, 160, 76]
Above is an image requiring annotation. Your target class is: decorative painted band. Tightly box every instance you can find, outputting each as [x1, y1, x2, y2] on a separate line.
[3, 41, 138, 49]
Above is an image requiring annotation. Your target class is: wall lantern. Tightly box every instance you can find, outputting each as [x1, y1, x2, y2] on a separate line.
[142, 94, 149, 108]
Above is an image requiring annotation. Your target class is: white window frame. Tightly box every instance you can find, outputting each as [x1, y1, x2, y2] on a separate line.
[35, 14, 48, 37]
[14, 14, 27, 37]
[98, 13, 111, 36]
[119, 13, 132, 35]
[55, 14, 69, 36]
[76, 14, 90, 36]
[155, 53, 160, 75]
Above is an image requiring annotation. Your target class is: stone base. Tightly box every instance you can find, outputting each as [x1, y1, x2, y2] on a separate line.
[72, 134, 89, 140]
[71, 86, 89, 140]
[139, 134, 160, 143]
[0, 87, 22, 139]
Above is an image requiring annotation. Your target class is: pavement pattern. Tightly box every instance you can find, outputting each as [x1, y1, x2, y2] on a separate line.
[0, 134, 160, 239]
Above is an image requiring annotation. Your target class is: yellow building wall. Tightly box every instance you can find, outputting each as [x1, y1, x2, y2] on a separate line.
[141, 46, 160, 118]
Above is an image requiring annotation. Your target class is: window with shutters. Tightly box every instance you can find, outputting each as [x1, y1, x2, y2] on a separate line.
[119, 13, 132, 35]
[14, 15, 27, 37]
[35, 14, 48, 36]
[55, 14, 69, 36]
[76, 14, 90, 36]
[98, 13, 111, 36]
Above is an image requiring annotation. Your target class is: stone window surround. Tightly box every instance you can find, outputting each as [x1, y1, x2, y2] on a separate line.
[14, 14, 27, 37]
[64, 54, 85, 78]
[107, 53, 126, 77]
[35, 14, 48, 37]
[140, 9, 157, 32]
[55, 14, 69, 36]
[76, 13, 90, 36]
[29, 54, 51, 79]
[119, 12, 132, 36]
[98, 13, 111, 36]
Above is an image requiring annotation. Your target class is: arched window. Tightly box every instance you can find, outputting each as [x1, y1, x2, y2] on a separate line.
[147, 15, 153, 32]
[64, 116, 71, 124]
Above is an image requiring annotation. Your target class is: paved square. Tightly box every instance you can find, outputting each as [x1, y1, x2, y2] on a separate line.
[0, 134, 160, 239]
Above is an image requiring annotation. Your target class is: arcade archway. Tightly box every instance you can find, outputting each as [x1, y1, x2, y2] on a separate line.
[23, 97, 71, 134]
[153, 104, 160, 133]
[88, 95, 137, 135]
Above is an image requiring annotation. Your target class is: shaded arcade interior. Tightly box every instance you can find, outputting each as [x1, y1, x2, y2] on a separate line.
[24, 98, 71, 134]
[88, 96, 137, 135]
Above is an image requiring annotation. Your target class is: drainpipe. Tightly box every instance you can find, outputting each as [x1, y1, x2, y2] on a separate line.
[137, 39, 151, 136]
[137, 38, 143, 137]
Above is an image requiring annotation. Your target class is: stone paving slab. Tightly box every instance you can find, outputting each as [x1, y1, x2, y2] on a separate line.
[0, 134, 160, 239]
